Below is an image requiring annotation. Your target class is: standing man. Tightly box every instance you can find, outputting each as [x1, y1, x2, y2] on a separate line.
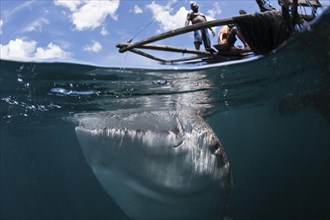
[185, 2, 215, 51]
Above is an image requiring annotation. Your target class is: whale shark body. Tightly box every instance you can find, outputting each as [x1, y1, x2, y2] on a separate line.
[75, 109, 232, 220]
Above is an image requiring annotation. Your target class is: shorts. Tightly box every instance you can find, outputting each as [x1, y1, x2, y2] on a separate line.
[194, 29, 211, 49]
[194, 30, 202, 44]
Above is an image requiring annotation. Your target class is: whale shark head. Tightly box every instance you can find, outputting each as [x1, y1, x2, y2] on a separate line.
[74, 109, 232, 220]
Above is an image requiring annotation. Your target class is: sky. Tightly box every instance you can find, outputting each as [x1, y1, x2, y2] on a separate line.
[0, 0, 328, 67]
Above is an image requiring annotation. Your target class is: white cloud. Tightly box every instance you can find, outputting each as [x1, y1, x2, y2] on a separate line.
[132, 5, 143, 14]
[0, 38, 70, 61]
[73, 1, 119, 31]
[146, 2, 189, 32]
[34, 43, 70, 59]
[1, 38, 36, 59]
[101, 27, 109, 36]
[206, 2, 222, 20]
[22, 18, 49, 32]
[146, 2, 221, 33]
[54, 0, 120, 31]
[83, 40, 102, 52]
[54, 0, 83, 12]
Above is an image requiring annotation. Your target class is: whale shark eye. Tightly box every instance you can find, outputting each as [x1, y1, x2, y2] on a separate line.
[214, 141, 221, 151]
[208, 141, 221, 154]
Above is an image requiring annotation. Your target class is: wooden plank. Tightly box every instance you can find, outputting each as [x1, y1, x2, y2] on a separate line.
[129, 48, 212, 64]
[166, 55, 209, 63]
[117, 43, 213, 56]
[117, 16, 241, 53]
[216, 49, 253, 56]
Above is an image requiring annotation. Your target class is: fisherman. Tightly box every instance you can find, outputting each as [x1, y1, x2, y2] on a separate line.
[217, 10, 249, 50]
[185, 2, 215, 51]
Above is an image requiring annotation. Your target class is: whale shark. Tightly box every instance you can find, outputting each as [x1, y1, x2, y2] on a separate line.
[75, 108, 232, 220]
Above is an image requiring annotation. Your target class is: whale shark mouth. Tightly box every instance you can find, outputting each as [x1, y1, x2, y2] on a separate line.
[75, 109, 232, 220]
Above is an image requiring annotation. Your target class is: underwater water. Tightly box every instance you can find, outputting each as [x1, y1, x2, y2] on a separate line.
[1, 10, 330, 220]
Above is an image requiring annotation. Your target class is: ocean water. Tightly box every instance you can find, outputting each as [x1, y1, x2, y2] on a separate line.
[1, 10, 329, 220]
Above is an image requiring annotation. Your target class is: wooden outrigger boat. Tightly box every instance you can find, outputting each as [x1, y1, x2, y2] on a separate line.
[116, 14, 254, 65]
[116, 0, 324, 65]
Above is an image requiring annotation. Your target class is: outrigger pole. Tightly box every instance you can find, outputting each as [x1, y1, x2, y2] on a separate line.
[128, 48, 205, 63]
[119, 43, 212, 63]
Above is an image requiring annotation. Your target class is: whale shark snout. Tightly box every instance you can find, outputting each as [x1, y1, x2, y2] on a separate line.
[75, 109, 232, 220]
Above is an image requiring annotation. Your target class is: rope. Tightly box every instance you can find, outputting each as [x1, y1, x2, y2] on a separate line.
[305, 0, 319, 16]
[127, 0, 185, 43]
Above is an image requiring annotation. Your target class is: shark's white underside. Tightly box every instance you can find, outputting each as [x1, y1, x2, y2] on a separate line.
[75, 109, 232, 220]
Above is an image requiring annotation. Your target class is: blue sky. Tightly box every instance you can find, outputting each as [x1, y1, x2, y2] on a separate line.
[0, 0, 328, 67]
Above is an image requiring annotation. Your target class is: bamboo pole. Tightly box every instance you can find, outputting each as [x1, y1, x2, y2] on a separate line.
[129, 48, 167, 62]
[129, 48, 211, 63]
[117, 43, 213, 56]
[165, 55, 209, 63]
